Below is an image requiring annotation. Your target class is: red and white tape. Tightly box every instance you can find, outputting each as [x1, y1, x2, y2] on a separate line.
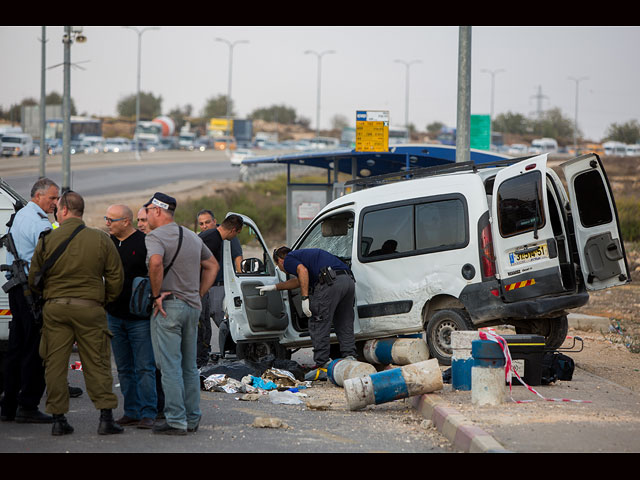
[477, 330, 591, 404]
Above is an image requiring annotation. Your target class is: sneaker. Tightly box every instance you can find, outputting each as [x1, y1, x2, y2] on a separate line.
[153, 421, 187, 435]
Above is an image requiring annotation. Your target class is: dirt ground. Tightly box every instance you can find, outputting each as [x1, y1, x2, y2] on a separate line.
[82, 157, 640, 396]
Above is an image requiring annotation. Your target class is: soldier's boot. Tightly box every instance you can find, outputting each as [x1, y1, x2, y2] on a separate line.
[52, 414, 74, 436]
[98, 409, 124, 435]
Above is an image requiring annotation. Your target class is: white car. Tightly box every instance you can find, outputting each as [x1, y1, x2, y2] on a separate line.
[230, 148, 254, 166]
[103, 137, 132, 153]
[508, 144, 529, 156]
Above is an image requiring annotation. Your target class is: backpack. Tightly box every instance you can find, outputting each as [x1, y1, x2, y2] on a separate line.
[541, 352, 575, 385]
[129, 226, 183, 318]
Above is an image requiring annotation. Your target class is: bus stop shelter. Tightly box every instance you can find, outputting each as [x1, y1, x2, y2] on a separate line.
[242, 144, 511, 244]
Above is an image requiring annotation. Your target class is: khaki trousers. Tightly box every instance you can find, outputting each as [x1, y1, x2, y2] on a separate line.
[39, 302, 118, 415]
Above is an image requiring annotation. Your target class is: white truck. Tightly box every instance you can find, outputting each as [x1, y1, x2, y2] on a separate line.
[1, 133, 33, 157]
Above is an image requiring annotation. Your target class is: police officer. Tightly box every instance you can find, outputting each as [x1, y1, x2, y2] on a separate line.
[29, 190, 124, 436]
[260, 247, 357, 374]
[0, 178, 58, 424]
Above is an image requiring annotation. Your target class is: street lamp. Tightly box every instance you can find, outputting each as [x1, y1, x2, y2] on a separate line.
[61, 26, 87, 192]
[124, 26, 160, 160]
[215, 37, 249, 151]
[304, 49, 335, 138]
[480, 68, 505, 122]
[394, 59, 421, 131]
[568, 76, 588, 153]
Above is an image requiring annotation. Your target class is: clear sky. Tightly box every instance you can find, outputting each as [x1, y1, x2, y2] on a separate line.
[1, 26, 638, 142]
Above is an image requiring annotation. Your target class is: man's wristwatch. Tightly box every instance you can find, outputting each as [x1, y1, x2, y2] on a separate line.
[152, 294, 161, 300]
[301, 295, 309, 300]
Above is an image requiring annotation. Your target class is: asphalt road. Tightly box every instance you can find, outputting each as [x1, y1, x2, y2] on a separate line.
[0, 149, 244, 200]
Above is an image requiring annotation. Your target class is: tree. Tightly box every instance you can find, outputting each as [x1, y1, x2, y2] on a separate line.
[117, 92, 163, 119]
[202, 95, 234, 118]
[604, 120, 640, 144]
[492, 112, 529, 135]
[532, 107, 575, 143]
[250, 104, 297, 124]
[167, 104, 193, 132]
[426, 121, 444, 136]
[331, 114, 349, 130]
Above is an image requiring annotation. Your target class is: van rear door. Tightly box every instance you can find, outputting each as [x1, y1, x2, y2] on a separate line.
[560, 154, 630, 290]
[491, 155, 567, 301]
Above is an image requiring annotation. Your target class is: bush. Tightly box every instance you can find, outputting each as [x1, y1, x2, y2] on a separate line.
[618, 197, 640, 242]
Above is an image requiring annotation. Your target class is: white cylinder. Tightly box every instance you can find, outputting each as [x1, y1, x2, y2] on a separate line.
[471, 366, 505, 406]
[329, 359, 377, 387]
[363, 338, 430, 365]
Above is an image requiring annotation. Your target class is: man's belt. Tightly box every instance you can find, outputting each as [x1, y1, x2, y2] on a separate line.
[47, 297, 102, 307]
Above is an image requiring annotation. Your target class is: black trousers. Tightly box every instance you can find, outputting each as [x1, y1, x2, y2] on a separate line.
[1, 286, 46, 414]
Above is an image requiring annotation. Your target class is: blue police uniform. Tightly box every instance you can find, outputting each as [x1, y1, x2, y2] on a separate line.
[283, 248, 356, 367]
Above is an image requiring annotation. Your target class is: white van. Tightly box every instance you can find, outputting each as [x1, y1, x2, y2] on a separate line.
[626, 144, 640, 157]
[1, 133, 33, 157]
[603, 141, 627, 157]
[529, 138, 558, 155]
[0, 179, 29, 391]
[221, 153, 630, 364]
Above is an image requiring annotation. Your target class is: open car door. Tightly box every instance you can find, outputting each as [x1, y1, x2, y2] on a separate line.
[491, 155, 567, 301]
[560, 154, 630, 290]
[223, 213, 289, 349]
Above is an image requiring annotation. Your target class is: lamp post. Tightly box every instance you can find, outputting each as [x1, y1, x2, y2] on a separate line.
[215, 37, 248, 151]
[39, 26, 47, 178]
[456, 26, 471, 163]
[61, 26, 86, 193]
[124, 26, 159, 161]
[481, 68, 505, 122]
[568, 76, 588, 153]
[394, 59, 421, 131]
[305, 49, 335, 138]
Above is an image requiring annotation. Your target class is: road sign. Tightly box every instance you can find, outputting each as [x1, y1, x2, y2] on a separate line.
[470, 114, 491, 151]
[356, 110, 389, 152]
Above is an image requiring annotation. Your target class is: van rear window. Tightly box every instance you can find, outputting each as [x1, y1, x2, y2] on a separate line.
[573, 170, 612, 227]
[497, 171, 545, 237]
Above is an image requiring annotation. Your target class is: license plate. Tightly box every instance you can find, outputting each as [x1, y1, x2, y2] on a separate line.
[509, 243, 548, 266]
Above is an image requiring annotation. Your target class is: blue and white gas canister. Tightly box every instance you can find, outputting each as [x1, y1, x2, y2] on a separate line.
[363, 337, 430, 366]
[343, 358, 443, 410]
[327, 358, 377, 387]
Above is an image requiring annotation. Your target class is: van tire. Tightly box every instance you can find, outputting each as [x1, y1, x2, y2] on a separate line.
[236, 341, 290, 362]
[515, 315, 569, 351]
[425, 309, 474, 366]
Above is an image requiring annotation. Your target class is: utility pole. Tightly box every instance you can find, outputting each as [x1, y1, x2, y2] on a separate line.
[395, 59, 421, 132]
[456, 26, 471, 163]
[530, 85, 549, 120]
[39, 26, 46, 178]
[569, 76, 588, 153]
[216, 37, 249, 151]
[305, 49, 335, 138]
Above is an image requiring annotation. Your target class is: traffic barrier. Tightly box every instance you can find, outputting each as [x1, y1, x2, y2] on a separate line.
[327, 358, 377, 387]
[344, 358, 443, 411]
[451, 331, 480, 391]
[471, 339, 505, 406]
[363, 337, 430, 365]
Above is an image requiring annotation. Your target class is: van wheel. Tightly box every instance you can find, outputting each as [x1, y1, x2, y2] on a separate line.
[236, 341, 290, 362]
[515, 315, 569, 350]
[425, 309, 474, 366]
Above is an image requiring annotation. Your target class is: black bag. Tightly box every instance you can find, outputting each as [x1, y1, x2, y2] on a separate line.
[130, 226, 183, 318]
[541, 352, 575, 385]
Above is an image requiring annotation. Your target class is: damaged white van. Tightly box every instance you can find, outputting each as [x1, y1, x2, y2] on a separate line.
[222, 153, 630, 364]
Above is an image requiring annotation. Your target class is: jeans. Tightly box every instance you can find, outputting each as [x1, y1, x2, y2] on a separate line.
[108, 315, 158, 420]
[150, 299, 201, 430]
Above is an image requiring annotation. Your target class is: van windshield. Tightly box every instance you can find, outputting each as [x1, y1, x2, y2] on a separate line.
[2, 137, 21, 143]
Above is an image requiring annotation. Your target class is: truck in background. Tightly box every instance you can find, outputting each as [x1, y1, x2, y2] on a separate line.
[1, 133, 33, 157]
[134, 116, 176, 149]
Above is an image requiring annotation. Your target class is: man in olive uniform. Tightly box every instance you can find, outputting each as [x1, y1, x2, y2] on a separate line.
[29, 191, 124, 436]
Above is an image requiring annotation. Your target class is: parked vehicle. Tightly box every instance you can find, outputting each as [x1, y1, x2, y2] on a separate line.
[1, 133, 33, 157]
[221, 153, 630, 364]
[508, 144, 529, 156]
[178, 131, 197, 151]
[230, 148, 254, 166]
[528, 138, 558, 154]
[195, 136, 215, 152]
[626, 144, 640, 156]
[603, 141, 627, 157]
[214, 136, 237, 151]
[103, 137, 132, 153]
[81, 136, 105, 154]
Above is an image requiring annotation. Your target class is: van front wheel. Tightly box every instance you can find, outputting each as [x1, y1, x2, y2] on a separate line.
[425, 309, 474, 366]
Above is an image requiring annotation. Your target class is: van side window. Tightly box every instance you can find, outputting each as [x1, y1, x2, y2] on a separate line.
[497, 171, 546, 237]
[297, 212, 354, 263]
[360, 195, 468, 261]
[573, 170, 613, 227]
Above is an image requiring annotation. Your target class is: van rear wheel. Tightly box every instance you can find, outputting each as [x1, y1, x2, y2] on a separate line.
[515, 315, 569, 351]
[425, 309, 474, 366]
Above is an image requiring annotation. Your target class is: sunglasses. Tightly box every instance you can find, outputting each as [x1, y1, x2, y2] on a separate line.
[104, 216, 126, 223]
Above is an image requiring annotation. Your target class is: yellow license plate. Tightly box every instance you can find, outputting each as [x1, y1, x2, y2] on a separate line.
[509, 244, 548, 266]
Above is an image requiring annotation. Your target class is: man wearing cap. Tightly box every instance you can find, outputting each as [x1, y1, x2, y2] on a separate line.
[143, 192, 218, 435]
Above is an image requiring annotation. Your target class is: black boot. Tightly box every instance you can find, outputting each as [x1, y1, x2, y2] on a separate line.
[52, 414, 74, 436]
[98, 409, 124, 435]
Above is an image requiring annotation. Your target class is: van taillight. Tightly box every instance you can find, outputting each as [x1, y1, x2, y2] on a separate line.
[480, 223, 496, 279]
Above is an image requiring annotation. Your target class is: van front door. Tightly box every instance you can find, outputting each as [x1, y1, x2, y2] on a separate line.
[560, 154, 630, 290]
[491, 155, 566, 302]
[223, 214, 289, 355]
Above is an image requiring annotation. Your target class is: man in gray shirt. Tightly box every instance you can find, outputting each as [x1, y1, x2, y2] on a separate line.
[144, 192, 217, 435]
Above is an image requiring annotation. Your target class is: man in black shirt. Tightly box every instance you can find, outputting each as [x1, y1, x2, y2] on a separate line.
[104, 204, 157, 429]
[198, 215, 244, 362]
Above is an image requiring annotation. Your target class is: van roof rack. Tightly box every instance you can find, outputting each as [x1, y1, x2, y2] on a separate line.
[345, 156, 533, 189]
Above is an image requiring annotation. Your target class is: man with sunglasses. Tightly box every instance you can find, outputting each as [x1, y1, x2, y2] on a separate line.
[29, 190, 124, 436]
[104, 204, 157, 430]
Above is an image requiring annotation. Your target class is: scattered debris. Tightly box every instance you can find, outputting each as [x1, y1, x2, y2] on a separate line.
[252, 417, 290, 429]
[305, 399, 332, 411]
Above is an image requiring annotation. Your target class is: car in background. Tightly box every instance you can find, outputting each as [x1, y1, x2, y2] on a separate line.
[214, 136, 237, 151]
[104, 137, 132, 153]
[1, 133, 33, 157]
[230, 148, 254, 166]
[195, 136, 215, 152]
[81, 136, 105, 154]
[508, 144, 529, 156]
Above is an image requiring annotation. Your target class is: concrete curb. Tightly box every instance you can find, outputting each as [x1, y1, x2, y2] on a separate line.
[410, 394, 511, 453]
